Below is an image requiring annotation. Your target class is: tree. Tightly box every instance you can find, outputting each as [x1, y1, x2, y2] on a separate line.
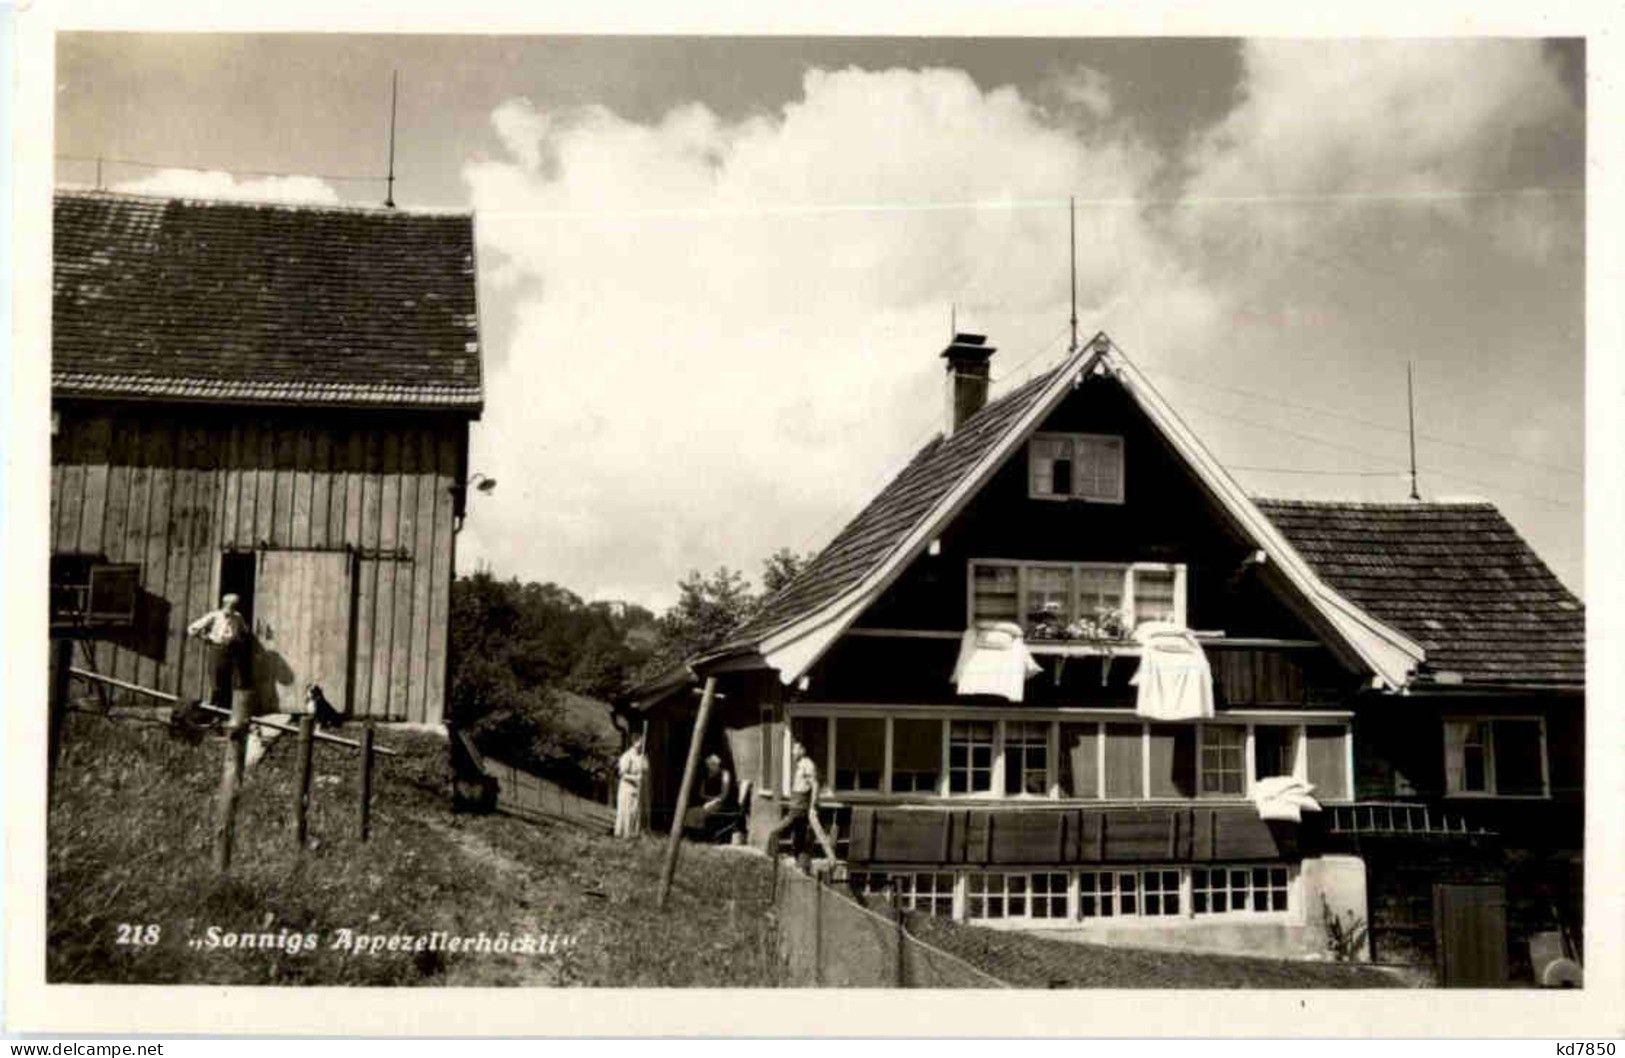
[657, 566, 758, 661]
[761, 547, 815, 595]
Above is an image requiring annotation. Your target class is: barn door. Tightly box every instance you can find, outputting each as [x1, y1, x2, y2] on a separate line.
[1433, 882, 1509, 986]
[254, 549, 357, 714]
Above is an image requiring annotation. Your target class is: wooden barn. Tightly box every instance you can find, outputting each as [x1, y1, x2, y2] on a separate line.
[49, 190, 483, 724]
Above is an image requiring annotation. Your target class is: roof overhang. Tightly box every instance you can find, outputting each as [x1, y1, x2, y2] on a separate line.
[694, 336, 1426, 691]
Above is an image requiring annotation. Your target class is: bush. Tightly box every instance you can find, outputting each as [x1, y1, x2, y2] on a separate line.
[1321, 896, 1369, 962]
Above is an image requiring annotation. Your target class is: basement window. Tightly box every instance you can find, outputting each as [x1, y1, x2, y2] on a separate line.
[1030, 433, 1124, 503]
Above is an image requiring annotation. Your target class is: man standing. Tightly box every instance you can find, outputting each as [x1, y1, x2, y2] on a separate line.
[187, 593, 251, 712]
[766, 740, 819, 871]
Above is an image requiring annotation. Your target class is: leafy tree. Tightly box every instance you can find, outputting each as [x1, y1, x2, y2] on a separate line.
[761, 547, 815, 594]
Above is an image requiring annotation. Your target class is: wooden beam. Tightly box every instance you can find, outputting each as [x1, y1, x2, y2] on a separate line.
[656, 675, 716, 910]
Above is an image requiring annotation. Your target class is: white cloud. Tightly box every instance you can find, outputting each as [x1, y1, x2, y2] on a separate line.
[1174, 39, 1576, 263]
[457, 49, 1581, 608]
[112, 168, 341, 205]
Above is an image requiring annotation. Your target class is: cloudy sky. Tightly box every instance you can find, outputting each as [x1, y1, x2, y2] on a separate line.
[54, 35, 1586, 608]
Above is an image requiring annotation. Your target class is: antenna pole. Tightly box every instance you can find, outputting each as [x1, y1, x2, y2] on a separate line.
[1407, 362, 1420, 500]
[95, 157, 103, 191]
[385, 71, 398, 208]
[1068, 196, 1078, 352]
[950, 303, 956, 341]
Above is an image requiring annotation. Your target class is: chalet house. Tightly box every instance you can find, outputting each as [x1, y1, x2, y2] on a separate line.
[50, 190, 483, 724]
[631, 333, 1583, 982]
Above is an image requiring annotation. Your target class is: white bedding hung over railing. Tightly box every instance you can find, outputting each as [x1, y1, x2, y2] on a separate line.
[951, 620, 1042, 702]
[1129, 621, 1215, 721]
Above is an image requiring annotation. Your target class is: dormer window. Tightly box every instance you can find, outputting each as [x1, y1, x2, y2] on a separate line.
[1030, 433, 1124, 503]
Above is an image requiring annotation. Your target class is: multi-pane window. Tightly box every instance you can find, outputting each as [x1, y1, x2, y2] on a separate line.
[1076, 567, 1124, 623]
[846, 872, 955, 917]
[948, 720, 996, 794]
[1026, 566, 1072, 623]
[1141, 869, 1182, 917]
[833, 717, 885, 791]
[1200, 725, 1247, 796]
[1444, 717, 1547, 797]
[968, 561, 1184, 632]
[966, 873, 1028, 920]
[1030, 433, 1124, 503]
[1133, 568, 1178, 625]
[1192, 866, 1290, 915]
[1004, 721, 1050, 795]
[891, 718, 944, 793]
[972, 564, 1019, 622]
[897, 873, 957, 916]
[1078, 871, 1122, 918]
[1077, 869, 1181, 918]
[1030, 873, 1070, 919]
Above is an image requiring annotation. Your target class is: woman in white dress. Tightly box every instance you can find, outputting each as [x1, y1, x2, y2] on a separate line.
[615, 732, 649, 839]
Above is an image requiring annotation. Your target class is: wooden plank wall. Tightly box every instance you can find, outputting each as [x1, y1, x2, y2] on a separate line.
[51, 405, 465, 723]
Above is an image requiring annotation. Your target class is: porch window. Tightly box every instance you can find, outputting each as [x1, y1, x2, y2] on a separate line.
[948, 720, 996, 794]
[1444, 717, 1548, 797]
[1030, 432, 1124, 503]
[892, 718, 944, 793]
[833, 717, 884, 792]
[1199, 724, 1247, 796]
[1003, 720, 1050, 795]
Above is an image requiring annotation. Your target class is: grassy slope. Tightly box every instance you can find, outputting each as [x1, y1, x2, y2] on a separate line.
[47, 711, 779, 986]
[905, 915, 1406, 988]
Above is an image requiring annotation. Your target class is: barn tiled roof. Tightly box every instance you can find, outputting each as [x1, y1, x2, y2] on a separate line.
[728, 366, 1064, 646]
[52, 190, 482, 411]
[1255, 500, 1584, 688]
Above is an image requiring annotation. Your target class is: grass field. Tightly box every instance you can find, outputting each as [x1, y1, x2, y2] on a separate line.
[47, 709, 780, 986]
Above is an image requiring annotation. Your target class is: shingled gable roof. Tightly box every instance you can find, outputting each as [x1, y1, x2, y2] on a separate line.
[1254, 500, 1584, 689]
[696, 336, 1426, 690]
[52, 190, 482, 412]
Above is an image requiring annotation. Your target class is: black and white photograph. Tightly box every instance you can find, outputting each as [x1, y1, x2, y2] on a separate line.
[5, 5, 1620, 1041]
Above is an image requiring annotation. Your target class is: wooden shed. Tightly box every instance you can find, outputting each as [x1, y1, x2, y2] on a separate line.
[50, 190, 483, 723]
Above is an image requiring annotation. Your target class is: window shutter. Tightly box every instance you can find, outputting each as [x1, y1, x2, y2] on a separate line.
[1030, 437, 1070, 497]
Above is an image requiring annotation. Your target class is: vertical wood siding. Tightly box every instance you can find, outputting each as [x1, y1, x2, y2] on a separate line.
[51, 407, 467, 723]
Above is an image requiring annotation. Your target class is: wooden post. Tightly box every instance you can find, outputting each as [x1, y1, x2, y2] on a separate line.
[213, 687, 253, 873]
[893, 883, 906, 988]
[656, 675, 716, 910]
[812, 874, 823, 987]
[48, 637, 72, 805]
[294, 714, 316, 849]
[358, 721, 375, 841]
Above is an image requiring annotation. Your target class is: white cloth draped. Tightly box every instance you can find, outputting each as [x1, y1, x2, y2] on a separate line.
[952, 621, 1042, 702]
[1251, 775, 1322, 823]
[1129, 622, 1215, 721]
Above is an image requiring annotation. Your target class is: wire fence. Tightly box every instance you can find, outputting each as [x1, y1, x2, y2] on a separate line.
[773, 864, 1008, 988]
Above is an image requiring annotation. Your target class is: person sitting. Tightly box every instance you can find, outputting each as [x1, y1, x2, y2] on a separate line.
[684, 753, 740, 842]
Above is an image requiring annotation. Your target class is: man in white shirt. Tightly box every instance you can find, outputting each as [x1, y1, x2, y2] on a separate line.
[187, 593, 251, 710]
[766, 740, 819, 870]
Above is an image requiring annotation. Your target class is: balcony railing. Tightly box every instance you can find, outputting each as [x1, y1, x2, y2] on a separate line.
[1325, 801, 1497, 838]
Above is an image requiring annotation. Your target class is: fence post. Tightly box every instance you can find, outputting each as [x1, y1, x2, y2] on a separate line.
[293, 714, 316, 849]
[812, 875, 823, 987]
[48, 637, 72, 806]
[213, 687, 253, 873]
[893, 883, 907, 988]
[357, 721, 375, 841]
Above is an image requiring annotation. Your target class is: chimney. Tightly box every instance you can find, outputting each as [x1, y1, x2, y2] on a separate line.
[942, 333, 995, 435]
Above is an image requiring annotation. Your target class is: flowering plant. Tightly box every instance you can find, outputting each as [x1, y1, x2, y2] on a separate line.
[1025, 604, 1128, 642]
